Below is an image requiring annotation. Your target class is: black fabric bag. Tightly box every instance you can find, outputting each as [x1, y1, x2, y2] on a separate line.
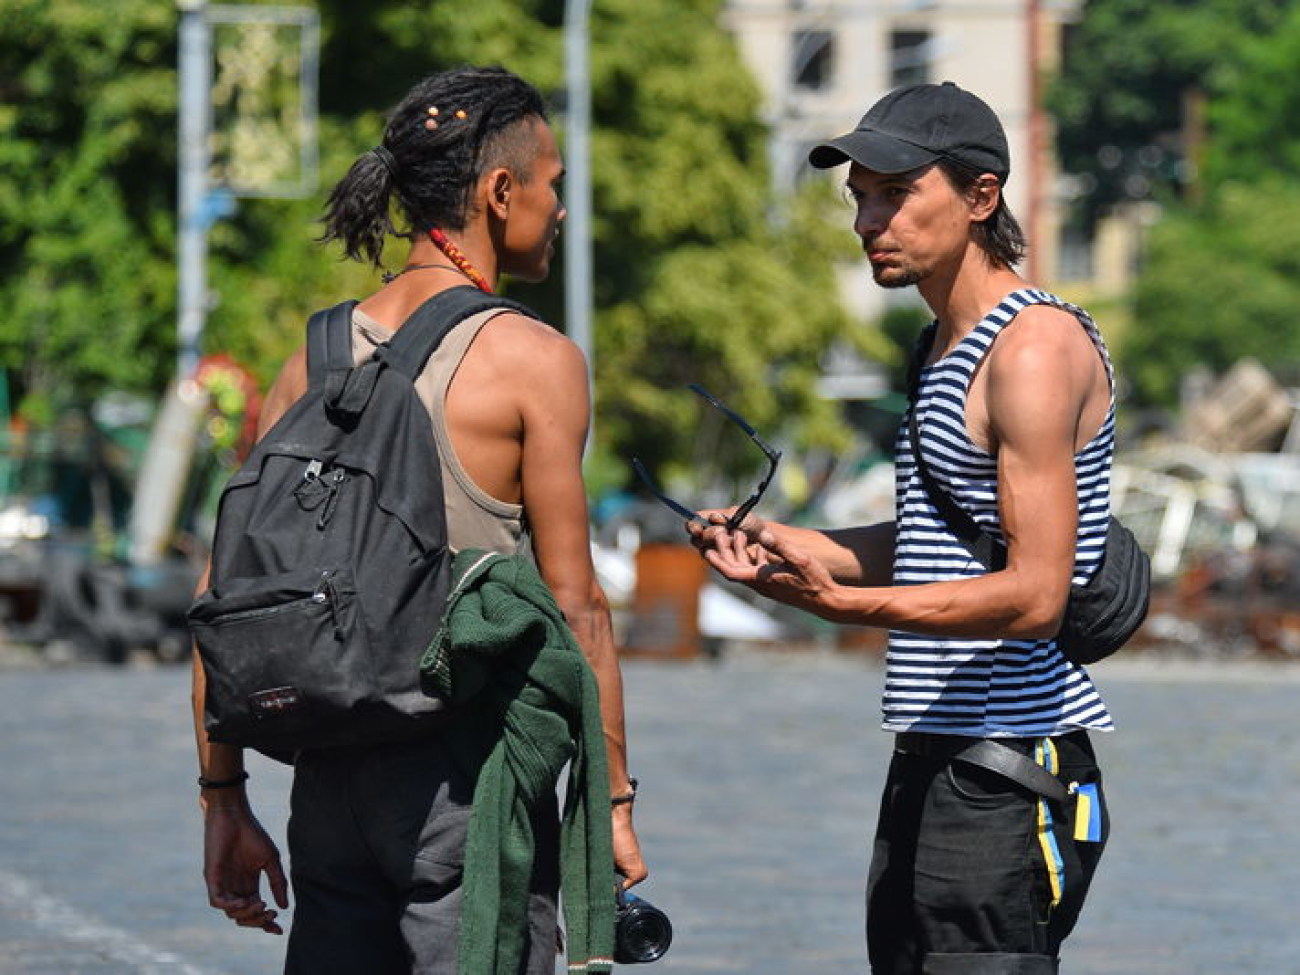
[188, 287, 535, 757]
[905, 407, 1150, 665]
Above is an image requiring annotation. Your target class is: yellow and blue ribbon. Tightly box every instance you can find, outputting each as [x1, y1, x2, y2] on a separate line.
[1033, 739, 1065, 907]
[1072, 782, 1103, 843]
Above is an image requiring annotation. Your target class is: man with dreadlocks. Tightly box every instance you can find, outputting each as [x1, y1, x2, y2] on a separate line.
[191, 65, 646, 973]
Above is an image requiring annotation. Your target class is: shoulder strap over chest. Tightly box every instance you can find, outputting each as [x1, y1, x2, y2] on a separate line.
[905, 322, 938, 404]
[904, 321, 1005, 569]
[906, 407, 1007, 570]
[907, 290, 1091, 404]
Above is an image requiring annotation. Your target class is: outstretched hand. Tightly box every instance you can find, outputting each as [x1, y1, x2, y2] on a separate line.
[685, 507, 766, 553]
[687, 511, 842, 620]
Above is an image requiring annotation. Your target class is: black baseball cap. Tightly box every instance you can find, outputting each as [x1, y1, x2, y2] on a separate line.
[808, 81, 1010, 181]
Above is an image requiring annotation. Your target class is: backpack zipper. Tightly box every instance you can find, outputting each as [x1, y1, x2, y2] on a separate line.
[207, 570, 341, 637]
[315, 570, 346, 641]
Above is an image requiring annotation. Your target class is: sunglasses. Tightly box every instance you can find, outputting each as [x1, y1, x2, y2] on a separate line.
[632, 384, 782, 532]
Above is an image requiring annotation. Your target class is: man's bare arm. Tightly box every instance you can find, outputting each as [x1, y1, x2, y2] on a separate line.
[189, 351, 305, 934]
[704, 313, 1100, 639]
[507, 319, 647, 886]
[773, 522, 896, 586]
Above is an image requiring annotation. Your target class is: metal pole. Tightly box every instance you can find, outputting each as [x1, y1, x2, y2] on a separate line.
[564, 0, 594, 446]
[177, 0, 211, 381]
[1026, 0, 1042, 285]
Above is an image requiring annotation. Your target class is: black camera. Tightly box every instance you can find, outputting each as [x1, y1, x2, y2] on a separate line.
[614, 883, 672, 964]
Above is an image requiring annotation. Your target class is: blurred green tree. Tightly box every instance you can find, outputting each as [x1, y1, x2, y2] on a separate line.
[0, 0, 181, 417]
[1201, 2, 1300, 190]
[1127, 177, 1300, 406]
[0, 0, 856, 497]
[1109, 3, 1300, 407]
[1047, 0, 1289, 225]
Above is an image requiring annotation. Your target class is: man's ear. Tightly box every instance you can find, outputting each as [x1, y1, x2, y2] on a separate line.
[968, 175, 1001, 221]
[486, 168, 513, 221]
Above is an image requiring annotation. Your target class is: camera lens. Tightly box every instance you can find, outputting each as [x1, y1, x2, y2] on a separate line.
[614, 895, 673, 964]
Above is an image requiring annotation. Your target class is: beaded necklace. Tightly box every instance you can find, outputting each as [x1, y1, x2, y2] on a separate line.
[429, 228, 493, 293]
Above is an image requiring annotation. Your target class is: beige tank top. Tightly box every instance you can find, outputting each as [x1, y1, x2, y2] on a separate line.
[350, 306, 527, 556]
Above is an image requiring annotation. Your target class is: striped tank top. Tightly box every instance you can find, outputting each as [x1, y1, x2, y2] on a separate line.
[885, 288, 1115, 737]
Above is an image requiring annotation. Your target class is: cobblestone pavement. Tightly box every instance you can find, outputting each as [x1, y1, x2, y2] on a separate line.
[0, 648, 1297, 974]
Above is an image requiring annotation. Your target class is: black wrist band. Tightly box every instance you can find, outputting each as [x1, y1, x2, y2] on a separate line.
[611, 777, 638, 806]
[198, 771, 249, 790]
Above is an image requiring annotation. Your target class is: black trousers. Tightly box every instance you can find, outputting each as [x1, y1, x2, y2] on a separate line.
[283, 737, 560, 975]
[867, 731, 1108, 975]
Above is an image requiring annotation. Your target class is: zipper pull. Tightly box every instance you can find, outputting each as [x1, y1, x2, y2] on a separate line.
[316, 469, 346, 529]
[315, 569, 345, 644]
[314, 571, 345, 641]
[312, 570, 331, 603]
[293, 460, 330, 512]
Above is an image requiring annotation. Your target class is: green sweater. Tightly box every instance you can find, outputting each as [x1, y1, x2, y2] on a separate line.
[421, 549, 616, 975]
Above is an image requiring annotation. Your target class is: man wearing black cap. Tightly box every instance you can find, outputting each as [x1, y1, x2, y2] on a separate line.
[693, 82, 1115, 973]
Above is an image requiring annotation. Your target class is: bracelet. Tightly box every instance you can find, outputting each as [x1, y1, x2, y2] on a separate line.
[611, 778, 638, 807]
[197, 771, 249, 790]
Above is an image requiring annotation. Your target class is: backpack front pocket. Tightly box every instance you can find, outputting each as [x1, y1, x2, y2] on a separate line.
[189, 567, 373, 746]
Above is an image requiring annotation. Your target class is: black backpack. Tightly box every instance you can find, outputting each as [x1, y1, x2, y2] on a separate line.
[188, 286, 536, 758]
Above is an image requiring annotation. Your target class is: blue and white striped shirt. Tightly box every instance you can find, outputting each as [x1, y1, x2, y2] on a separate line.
[884, 289, 1114, 737]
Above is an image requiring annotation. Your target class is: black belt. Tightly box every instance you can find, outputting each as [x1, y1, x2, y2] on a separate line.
[894, 732, 1070, 804]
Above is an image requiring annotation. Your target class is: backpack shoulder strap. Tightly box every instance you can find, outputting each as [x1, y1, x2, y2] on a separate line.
[384, 286, 539, 378]
[305, 299, 361, 400]
[304, 289, 539, 423]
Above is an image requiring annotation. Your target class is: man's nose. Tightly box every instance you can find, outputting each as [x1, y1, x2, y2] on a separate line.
[853, 203, 882, 240]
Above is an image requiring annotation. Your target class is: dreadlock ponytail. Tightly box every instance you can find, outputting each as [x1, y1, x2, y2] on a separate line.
[320, 147, 398, 266]
[318, 66, 547, 268]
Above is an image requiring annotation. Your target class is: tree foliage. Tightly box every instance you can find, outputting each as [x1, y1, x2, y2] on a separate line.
[0, 0, 180, 415]
[1201, 2, 1300, 189]
[0, 0, 853, 493]
[1127, 178, 1300, 406]
[1047, 0, 1289, 223]
[1054, 0, 1300, 407]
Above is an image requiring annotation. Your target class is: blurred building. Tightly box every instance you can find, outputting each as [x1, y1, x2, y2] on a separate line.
[723, 0, 1082, 322]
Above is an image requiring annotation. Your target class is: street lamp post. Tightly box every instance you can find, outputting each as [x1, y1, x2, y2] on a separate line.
[176, 0, 212, 381]
[564, 0, 595, 447]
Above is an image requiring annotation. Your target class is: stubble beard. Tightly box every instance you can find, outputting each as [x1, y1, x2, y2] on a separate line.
[871, 263, 925, 289]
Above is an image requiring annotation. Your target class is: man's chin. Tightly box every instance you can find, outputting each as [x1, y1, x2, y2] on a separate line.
[872, 268, 922, 289]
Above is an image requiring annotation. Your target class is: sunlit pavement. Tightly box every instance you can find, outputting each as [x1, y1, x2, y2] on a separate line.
[0, 647, 1296, 973]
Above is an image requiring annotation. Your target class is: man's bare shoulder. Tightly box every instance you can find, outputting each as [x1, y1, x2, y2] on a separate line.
[1005, 301, 1087, 335]
[477, 310, 585, 373]
[993, 303, 1096, 374]
[984, 301, 1107, 448]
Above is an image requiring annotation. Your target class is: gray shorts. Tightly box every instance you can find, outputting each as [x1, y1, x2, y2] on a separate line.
[284, 736, 559, 974]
